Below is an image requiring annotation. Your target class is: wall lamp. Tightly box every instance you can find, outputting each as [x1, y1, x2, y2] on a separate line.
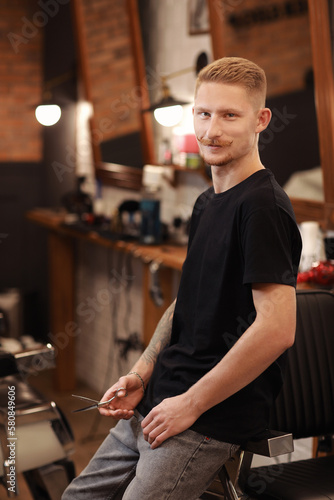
[35, 70, 74, 126]
[143, 52, 208, 127]
[35, 102, 61, 127]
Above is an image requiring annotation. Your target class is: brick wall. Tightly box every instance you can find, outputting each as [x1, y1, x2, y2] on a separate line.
[80, 0, 141, 143]
[219, 0, 312, 96]
[0, 0, 43, 161]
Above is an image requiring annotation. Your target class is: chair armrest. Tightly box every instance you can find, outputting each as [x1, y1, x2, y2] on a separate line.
[0, 339, 55, 376]
[243, 430, 294, 457]
[204, 432, 294, 499]
[232, 432, 294, 497]
[14, 344, 55, 376]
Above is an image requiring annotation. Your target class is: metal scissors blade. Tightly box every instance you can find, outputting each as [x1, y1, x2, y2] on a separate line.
[72, 394, 99, 404]
[72, 387, 127, 413]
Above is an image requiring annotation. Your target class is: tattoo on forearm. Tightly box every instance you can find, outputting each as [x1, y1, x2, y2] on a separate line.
[142, 300, 175, 366]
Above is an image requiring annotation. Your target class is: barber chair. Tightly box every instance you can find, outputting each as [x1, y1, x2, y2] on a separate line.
[202, 290, 334, 499]
[0, 339, 75, 499]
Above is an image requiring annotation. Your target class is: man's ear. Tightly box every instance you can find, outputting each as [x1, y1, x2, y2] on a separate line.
[256, 108, 272, 133]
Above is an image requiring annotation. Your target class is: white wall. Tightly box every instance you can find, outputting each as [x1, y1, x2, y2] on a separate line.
[143, 0, 212, 156]
[75, 243, 144, 392]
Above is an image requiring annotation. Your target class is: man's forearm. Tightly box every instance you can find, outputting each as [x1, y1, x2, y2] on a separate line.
[129, 299, 176, 387]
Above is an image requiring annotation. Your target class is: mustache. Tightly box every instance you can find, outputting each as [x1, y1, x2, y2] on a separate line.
[196, 137, 233, 147]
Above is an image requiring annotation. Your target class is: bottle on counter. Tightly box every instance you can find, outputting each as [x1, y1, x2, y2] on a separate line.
[140, 187, 161, 245]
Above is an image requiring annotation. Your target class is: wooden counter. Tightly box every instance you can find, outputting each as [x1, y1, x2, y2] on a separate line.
[26, 208, 186, 391]
[27, 208, 186, 270]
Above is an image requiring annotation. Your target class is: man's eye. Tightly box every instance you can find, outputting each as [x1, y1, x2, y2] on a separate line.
[226, 113, 236, 118]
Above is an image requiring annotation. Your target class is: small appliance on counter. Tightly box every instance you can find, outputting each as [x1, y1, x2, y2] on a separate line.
[61, 176, 93, 218]
[114, 199, 141, 239]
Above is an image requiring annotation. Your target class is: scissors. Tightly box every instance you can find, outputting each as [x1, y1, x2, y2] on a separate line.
[72, 387, 128, 413]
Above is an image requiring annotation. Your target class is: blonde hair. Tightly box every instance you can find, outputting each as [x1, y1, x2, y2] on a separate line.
[195, 57, 267, 108]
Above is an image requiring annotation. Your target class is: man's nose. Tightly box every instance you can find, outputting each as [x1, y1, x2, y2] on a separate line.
[206, 117, 223, 139]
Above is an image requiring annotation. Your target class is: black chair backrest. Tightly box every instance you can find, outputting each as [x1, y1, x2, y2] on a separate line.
[269, 290, 334, 439]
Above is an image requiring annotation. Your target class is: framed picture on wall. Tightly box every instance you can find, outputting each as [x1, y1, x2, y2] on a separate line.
[188, 0, 210, 35]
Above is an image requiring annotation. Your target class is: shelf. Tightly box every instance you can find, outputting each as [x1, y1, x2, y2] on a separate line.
[155, 163, 211, 186]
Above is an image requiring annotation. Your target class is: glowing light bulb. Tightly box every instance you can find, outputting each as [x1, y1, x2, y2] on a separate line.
[35, 104, 61, 126]
[154, 105, 183, 127]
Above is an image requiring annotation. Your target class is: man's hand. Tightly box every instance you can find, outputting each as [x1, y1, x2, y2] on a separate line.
[98, 374, 144, 420]
[141, 394, 200, 449]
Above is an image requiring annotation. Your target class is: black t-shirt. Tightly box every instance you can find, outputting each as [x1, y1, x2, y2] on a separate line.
[137, 169, 302, 445]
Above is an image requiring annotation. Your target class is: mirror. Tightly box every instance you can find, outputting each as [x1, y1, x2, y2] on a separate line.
[209, 0, 321, 200]
[72, 0, 155, 190]
[72, 0, 334, 226]
[208, 0, 334, 226]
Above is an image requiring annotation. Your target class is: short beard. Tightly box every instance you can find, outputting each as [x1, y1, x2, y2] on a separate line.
[211, 156, 233, 167]
[201, 153, 233, 167]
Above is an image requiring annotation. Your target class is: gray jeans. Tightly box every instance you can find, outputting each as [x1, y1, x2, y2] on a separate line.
[62, 411, 239, 500]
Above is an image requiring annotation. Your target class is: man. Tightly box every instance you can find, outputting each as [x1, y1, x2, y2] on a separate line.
[63, 57, 302, 499]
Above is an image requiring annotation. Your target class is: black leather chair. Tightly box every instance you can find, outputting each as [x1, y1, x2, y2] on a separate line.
[203, 290, 334, 500]
[244, 289, 334, 499]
